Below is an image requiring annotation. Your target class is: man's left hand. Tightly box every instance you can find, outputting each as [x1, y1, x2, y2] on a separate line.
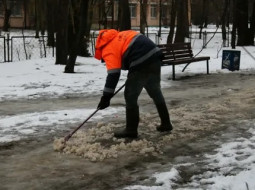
[97, 95, 112, 110]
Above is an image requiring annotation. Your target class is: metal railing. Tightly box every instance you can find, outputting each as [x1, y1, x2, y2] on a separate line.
[0, 30, 230, 63]
[0, 34, 54, 63]
[89, 30, 227, 56]
[0, 36, 5, 63]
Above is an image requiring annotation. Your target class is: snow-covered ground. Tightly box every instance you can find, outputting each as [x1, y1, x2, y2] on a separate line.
[1, 27, 255, 189]
[125, 120, 255, 190]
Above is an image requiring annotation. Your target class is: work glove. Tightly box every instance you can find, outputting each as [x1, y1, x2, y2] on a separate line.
[97, 95, 112, 110]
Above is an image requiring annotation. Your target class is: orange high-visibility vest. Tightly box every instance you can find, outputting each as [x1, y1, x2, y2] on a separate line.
[95, 29, 139, 71]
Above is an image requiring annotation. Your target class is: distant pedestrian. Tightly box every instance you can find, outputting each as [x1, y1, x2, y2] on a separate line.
[95, 29, 172, 138]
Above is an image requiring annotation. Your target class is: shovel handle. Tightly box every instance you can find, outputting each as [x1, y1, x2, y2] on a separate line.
[64, 83, 125, 142]
[64, 108, 100, 142]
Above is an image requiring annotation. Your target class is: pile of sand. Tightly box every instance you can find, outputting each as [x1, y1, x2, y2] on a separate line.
[53, 121, 162, 162]
[53, 105, 221, 162]
[54, 87, 255, 162]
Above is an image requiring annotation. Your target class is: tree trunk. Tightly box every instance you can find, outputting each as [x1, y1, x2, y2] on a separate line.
[55, 0, 69, 65]
[55, 30, 68, 65]
[23, 0, 27, 29]
[64, 0, 90, 73]
[101, 1, 107, 29]
[231, 0, 237, 49]
[167, 0, 176, 44]
[158, 0, 162, 38]
[35, 0, 39, 37]
[250, 1, 255, 45]
[35, 0, 46, 37]
[199, 0, 208, 39]
[83, 0, 94, 56]
[140, 0, 148, 34]
[203, 0, 208, 27]
[118, 0, 131, 31]
[236, 0, 250, 45]
[3, 0, 11, 31]
[174, 0, 189, 43]
[221, 0, 229, 47]
[46, 0, 56, 47]
[98, 0, 108, 29]
[111, 0, 114, 29]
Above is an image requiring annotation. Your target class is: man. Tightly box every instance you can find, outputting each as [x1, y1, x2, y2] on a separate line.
[95, 29, 172, 138]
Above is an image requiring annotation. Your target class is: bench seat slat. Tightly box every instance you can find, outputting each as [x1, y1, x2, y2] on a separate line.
[162, 56, 210, 65]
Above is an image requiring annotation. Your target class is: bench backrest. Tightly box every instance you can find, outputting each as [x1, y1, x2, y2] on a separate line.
[158, 42, 193, 61]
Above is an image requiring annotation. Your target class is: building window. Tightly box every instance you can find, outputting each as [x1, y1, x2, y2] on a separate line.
[8, 0, 22, 16]
[129, 3, 137, 18]
[150, 4, 157, 18]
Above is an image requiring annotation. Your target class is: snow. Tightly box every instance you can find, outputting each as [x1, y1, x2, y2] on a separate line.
[0, 57, 111, 101]
[0, 107, 124, 143]
[125, 168, 181, 190]
[1, 26, 255, 189]
[125, 123, 255, 190]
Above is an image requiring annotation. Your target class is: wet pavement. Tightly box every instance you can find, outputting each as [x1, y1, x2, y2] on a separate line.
[1, 71, 255, 190]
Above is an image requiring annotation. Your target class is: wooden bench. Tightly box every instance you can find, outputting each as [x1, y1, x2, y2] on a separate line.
[158, 42, 210, 80]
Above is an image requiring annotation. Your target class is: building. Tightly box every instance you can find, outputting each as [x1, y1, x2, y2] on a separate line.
[93, 0, 171, 29]
[0, 0, 180, 30]
[130, 0, 171, 27]
[0, 0, 34, 29]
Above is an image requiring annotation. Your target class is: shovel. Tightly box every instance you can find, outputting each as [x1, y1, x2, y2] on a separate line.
[64, 83, 125, 142]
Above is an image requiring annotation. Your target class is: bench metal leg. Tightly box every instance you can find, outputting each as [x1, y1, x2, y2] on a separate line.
[206, 60, 209, 74]
[172, 65, 175, 80]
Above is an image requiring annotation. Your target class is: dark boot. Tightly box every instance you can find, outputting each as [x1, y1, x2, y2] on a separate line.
[114, 107, 139, 138]
[156, 103, 173, 132]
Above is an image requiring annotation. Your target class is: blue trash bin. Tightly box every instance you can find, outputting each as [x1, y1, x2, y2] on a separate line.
[222, 50, 241, 71]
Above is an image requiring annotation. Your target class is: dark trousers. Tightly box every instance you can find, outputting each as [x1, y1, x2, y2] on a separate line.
[124, 59, 167, 109]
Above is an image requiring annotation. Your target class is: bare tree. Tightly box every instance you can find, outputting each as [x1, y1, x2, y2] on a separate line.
[221, 0, 230, 47]
[110, 0, 114, 28]
[140, 0, 148, 34]
[3, 0, 11, 31]
[202, 0, 209, 27]
[118, 0, 131, 31]
[231, 0, 237, 48]
[199, 0, 209, 39]
[167, 0, 177, 44]
[232, 0, 253, 46]
[46, 0, 57, 46]
[174, 0, 189, 43]
[236, 0, 249, 45]
[64, 0, 91, 73]
[55, 0, 69, 65]
[98, 1, 106, 29]
[23, 0, 27, 29]
[158, 0, 162, 38]
[35, 0, 47, 37]
[98, 0, 113, 29]
[250, 1, 255, 45]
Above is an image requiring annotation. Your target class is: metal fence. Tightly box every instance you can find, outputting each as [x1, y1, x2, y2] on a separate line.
[0, 36, 5, 63]
[89, 31, 166, 54]
[1, 30, 230, 62]
[89, 31, 228, 56]
[0, 34, 54, 63]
